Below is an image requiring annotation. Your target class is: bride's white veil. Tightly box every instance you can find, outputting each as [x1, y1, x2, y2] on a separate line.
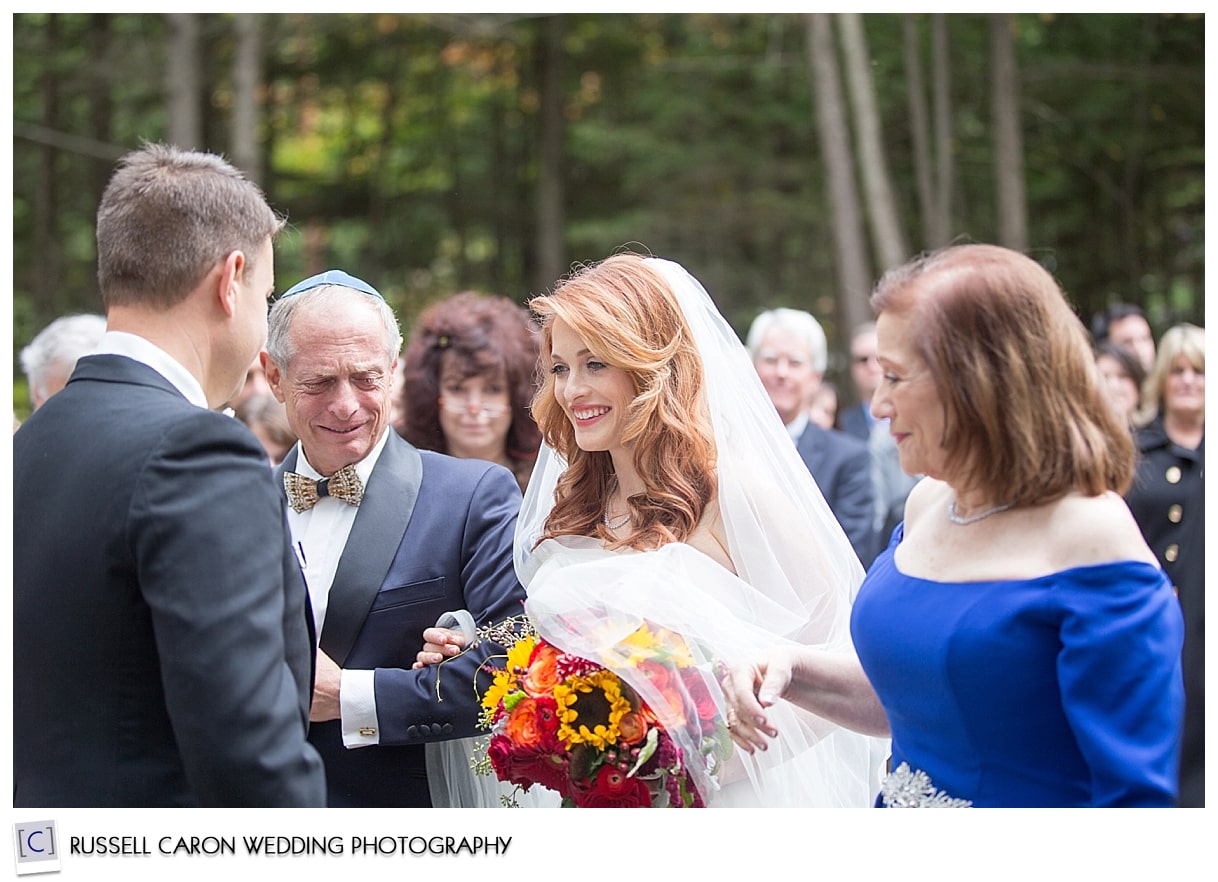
[511, 257, 883, 807]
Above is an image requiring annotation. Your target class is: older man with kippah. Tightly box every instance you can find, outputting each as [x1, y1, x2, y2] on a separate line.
[265, 270, 526, 807]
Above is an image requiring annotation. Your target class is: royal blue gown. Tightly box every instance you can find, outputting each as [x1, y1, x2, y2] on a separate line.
[851, 525, 1185, 807]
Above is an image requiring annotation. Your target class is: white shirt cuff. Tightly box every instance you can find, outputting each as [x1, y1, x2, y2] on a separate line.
[340, 668, 379, 748]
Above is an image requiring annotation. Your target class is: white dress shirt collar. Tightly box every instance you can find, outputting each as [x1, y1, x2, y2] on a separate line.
[292, 425, 391, 485]
[784, 410, 810, 442]
[94, 330, 209, 410]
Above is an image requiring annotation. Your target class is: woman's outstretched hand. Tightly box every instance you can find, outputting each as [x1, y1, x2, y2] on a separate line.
[411, 627, 467, 669]
[720, 649, 797, 754]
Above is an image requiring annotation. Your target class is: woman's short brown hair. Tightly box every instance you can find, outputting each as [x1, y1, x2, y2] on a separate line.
[871, 243, 1134, 504]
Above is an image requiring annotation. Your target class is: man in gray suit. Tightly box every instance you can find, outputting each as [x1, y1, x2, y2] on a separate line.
[839, 320, 920, 564]
[747, 307, 874, 566]
[13, 143, 325, 806]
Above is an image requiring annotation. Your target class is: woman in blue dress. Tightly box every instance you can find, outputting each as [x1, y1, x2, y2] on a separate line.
[723, 243, 1185, 807]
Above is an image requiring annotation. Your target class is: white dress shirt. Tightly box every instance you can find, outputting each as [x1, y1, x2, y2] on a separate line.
[94, 331, 208, 409]
[785, 410, 810, 443]
[283, 427, 391, 749]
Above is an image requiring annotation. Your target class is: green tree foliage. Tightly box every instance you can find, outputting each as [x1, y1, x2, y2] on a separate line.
[11, 13, 1204, 416]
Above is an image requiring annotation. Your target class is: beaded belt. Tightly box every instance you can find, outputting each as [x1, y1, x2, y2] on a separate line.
[879, 762, 973, 808]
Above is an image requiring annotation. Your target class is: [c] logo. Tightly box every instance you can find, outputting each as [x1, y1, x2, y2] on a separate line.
[12, 820, 61, 876]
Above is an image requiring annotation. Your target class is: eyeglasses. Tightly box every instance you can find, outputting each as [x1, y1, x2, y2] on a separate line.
[438, 396, 511, 419]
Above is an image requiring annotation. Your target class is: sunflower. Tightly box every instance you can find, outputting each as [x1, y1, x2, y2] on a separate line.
[554, 670, 633, 751]
[613, 623, 696, 669]
[481, 634, 539, 713]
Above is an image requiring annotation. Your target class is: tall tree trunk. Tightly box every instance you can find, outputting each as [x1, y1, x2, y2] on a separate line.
[807, 14, 872, 334]
[89, 15, 114, 231]
[902, 15, 934, 253]
[36, 15, 61, 319]
[989, 14, 1027, 251]
[930, 14, 954, 247]
[536, 14, 566, 291]
[838, 13, 909, 272]
[166, 13, 202, 149]
[232, 14, 262, 184]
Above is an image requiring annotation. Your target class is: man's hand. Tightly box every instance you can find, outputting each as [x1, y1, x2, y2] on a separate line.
[310, 650, 342, 722]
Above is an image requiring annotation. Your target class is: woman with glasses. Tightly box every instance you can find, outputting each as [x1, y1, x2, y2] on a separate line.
[401, 291, 541, 493]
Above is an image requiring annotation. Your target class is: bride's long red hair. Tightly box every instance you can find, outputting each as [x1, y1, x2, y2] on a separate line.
[530, 254, 717, 551]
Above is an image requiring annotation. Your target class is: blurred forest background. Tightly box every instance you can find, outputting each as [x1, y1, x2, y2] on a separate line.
[10, 12, 1206, 417]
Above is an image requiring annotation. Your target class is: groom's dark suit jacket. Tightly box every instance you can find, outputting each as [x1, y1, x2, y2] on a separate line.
[276, 432, 526, 807]
[13, 355, 325, 807]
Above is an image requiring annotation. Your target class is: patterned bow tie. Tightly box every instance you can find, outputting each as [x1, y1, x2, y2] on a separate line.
[283, 464, 365, 512]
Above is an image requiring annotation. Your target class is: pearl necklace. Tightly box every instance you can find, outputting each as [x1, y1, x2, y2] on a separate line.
[946, 498, 1011, 526]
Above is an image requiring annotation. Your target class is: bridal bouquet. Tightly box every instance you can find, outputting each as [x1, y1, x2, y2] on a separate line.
[472, 615, 731, 807]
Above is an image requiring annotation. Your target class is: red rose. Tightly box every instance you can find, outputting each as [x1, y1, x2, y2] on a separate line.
[681, 669, 719, 735]
[571, 764, 653, 808]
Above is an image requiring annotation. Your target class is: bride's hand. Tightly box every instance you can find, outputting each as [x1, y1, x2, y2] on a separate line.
[720, 653, 791, 753]
[411, 627, 467, 669]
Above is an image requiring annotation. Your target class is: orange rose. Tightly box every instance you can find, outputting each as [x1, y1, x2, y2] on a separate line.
[522, 643, 563, 698]
[503, 696, 562, 752]
[638, 660, 686, 723]
[617, 711, 650, 745]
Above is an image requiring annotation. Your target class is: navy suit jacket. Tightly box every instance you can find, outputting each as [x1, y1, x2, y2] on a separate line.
[838, 402, 870, 442]
[276, 433, 526, 807]
[14, 355, 325, 807]
[793, 421, 874, 565]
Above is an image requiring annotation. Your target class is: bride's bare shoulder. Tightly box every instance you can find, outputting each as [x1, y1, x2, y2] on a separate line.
[687, 495, 736, 575]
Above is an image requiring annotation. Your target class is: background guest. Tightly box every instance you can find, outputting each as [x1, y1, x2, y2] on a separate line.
[838, 321, 881, 441]
[389, 351, 408, 437]
[401, 291, 541, 493]
[1091, 302, 1157, 373]
[1124, 322, 1204, 806]
[235, 391, 298, 466]
[724, 244, 1184, 807]
[19, 312, 107, 411]
[1094, 340, 1146, 426]
[808, 379, 839, 430]
[746, 307, 874, 566]
[839, 320, 920, 565]
[229, 351, 273, 410]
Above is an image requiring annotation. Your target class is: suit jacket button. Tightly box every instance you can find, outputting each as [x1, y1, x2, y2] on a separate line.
[1168, 504, 1183, 523]
[1165, 544, 1180, 563]
[420, 723, 434, 736]
[442, 723, 454, 735]
[1165, 466, 1182, 484]
[406, 725, 419, 739]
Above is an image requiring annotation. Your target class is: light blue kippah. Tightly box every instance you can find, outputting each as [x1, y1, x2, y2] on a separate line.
[279, 269, 383, 300]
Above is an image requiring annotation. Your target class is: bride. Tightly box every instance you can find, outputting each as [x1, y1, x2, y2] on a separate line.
[421, 253, 882, 807]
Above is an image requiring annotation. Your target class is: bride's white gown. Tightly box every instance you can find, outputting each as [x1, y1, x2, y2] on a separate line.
[429, 257, 886, 807]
